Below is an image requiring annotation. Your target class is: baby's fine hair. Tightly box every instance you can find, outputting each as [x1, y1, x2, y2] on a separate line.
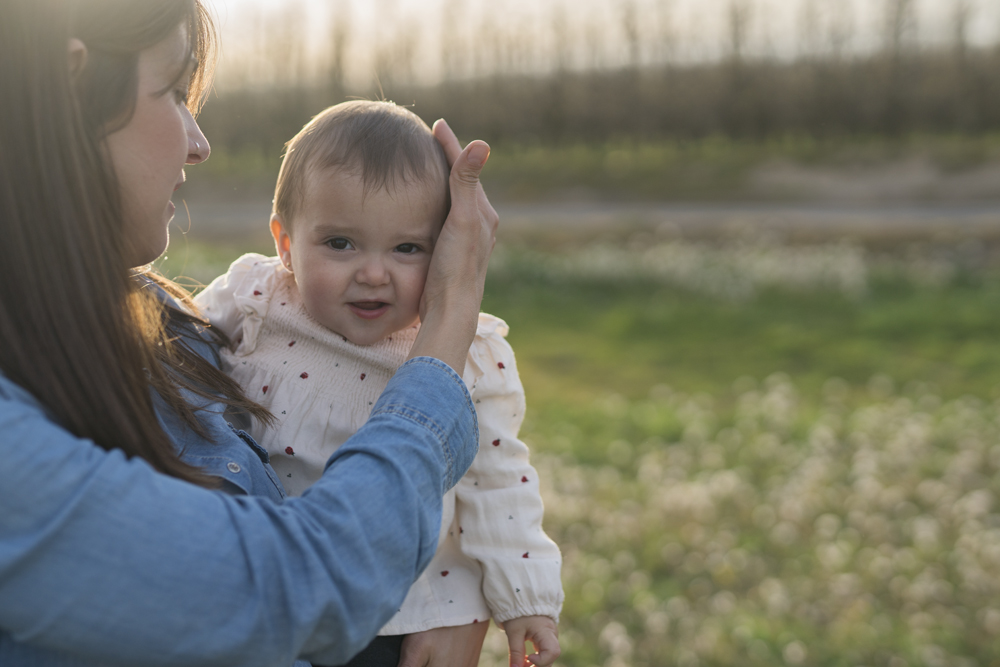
[273, 100, 450, 225]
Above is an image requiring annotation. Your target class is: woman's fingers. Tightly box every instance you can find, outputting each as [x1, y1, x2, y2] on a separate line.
[451, 140, 491, 195]
[434, 137, 493, 295]
[432, 118, 462, 167]
[407, 120, 498, 370]
[432, 118, 498, 241]
[447, 140, 492, 250]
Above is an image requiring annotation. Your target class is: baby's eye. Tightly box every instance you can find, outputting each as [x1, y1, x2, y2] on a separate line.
[395, 243, 420, 254]
[327, 237, 353, 251]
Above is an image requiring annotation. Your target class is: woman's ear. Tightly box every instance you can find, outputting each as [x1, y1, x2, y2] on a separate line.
[270, 215, 293, 273]
[67, 38, 88, 79]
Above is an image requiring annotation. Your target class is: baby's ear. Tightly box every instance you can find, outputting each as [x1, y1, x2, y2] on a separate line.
[270, 215, 293, 272]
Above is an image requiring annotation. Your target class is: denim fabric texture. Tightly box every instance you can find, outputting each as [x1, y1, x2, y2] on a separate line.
[0, 315, 478, 667]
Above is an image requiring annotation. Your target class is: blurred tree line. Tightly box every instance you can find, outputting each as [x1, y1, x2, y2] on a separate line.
[195, 0, 1000, 178]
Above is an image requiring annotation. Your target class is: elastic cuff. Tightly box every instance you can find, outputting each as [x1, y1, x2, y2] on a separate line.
[491, 605, 562, 626]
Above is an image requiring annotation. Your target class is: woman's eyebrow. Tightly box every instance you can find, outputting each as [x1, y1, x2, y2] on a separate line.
[155, 57, 199, 97]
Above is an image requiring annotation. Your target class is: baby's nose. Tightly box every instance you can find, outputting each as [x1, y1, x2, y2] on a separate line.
[355, 257, 390, 285]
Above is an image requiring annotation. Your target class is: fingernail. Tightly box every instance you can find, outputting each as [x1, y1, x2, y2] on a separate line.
[468, 143, 489, 167]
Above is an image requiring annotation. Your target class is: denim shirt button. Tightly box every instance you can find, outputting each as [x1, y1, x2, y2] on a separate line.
[227, 462, 241, 474]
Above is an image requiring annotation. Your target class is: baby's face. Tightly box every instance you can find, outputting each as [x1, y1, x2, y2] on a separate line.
[275, 168, 445, 346]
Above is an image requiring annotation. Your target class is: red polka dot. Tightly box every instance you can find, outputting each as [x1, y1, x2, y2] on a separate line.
[288, 341, 296, 347]
[253, 290, 262, 296]
[523, 552, 530, 558]
[492, 439, 500, 446]
[262, 386, 268, 394]
[285, 447, 295, 456]
[300, 372, 309, 379]
[441, 570, 449, 577]
[360, 373, 366, 381]
[522, 476, 528, 483]
[281, 302, 287, 306]
[497, 362, 506, 369]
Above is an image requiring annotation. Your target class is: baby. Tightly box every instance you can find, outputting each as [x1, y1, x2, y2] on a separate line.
[195, 101, 563, 667]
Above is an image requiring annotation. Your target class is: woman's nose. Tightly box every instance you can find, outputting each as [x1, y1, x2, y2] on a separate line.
[185, 110, 210, 165]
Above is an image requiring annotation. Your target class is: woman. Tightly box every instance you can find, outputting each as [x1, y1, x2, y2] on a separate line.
[0, 1, 498, 665]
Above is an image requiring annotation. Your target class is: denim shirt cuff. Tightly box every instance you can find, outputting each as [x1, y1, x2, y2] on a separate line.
[369, 356, 479, 491]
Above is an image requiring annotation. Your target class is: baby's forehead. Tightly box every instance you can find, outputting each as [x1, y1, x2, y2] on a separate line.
[296, 164, 448, 228]
[305, 164, 447, 203]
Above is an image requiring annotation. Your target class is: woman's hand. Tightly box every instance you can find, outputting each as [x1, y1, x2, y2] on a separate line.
[396, 621, 490, 667]
[407, 120, 499, 373]
[502, 616, 561, 667]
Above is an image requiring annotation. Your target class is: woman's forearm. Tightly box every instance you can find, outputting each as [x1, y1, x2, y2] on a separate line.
[409, 301, 479, 372]
[0, 359, 476, 667]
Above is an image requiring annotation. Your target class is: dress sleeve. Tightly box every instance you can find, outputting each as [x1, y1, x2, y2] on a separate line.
[193, 253, 279, 352]
[454, 316, 564, 624]
[0, 357, 478, 667]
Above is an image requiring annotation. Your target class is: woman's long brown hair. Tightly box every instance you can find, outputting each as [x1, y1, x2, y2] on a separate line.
[0, 0, 269, 486]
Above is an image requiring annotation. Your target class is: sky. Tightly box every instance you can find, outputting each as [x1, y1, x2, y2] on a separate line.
[202, 0, 1000, 87]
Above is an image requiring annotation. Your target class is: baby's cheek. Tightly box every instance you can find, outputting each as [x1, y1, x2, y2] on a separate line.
[300, 281, 340, 327]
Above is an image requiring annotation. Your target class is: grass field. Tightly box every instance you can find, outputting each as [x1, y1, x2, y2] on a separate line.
[159, 235, 1000, 666]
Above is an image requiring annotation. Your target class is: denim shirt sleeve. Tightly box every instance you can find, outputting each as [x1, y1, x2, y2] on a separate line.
[0, 357, 478, 667]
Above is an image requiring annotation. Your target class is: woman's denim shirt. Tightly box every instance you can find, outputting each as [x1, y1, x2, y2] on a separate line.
[0, 308, 479, 667]
[153, 318, 291, 501]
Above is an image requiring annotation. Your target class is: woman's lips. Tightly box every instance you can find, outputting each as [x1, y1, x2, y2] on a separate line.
[349, 301, 389, 319]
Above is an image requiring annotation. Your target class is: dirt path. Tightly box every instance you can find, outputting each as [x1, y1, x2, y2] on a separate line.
[174, 192, 1000, 246]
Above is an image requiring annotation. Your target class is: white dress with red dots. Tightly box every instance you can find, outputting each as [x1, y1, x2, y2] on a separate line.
[195, 254, 563, 634]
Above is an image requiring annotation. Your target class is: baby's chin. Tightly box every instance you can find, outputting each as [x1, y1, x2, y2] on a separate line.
[339, 321, 420, 347]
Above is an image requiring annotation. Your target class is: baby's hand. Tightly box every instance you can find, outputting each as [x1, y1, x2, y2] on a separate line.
[502, 615, 560, 667]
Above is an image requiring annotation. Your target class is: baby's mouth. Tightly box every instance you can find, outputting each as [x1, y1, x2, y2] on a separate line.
[350, 301, 387, 311]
